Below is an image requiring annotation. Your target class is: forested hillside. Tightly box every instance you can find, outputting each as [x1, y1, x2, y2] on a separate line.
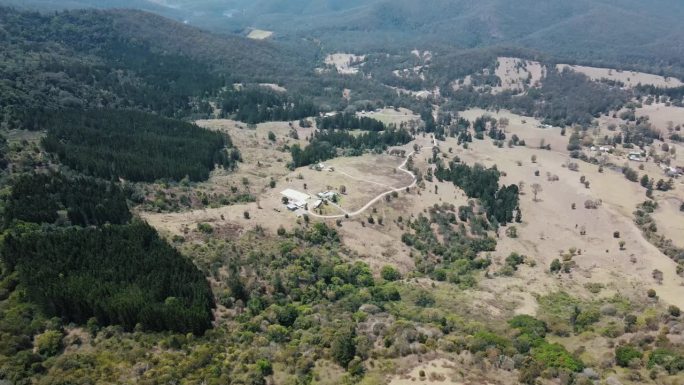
[0, 170, 216, 337]
[36, 109, 239, 182]
[0, 7, 318, 127]
[11, 0, 684, 77]
[0, 3, 683, 385]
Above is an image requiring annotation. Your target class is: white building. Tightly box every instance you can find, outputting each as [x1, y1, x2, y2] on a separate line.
[317, 191, 337, 200]
[281, 188, 310, 208]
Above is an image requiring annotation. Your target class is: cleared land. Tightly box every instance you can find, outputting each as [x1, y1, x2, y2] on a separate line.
[246, 29, 273, 40]
[356, 108, 420, 126]
[136, 104, 684, 385]
[494, 57, 545, 94]
[455, 108, 684, 309]
[635, 102, 684, 133]
[142, 107, 684, 321]
[258, 83, 286, 92]
[324, 53, 365, 75]
[557, 64, 684, 88]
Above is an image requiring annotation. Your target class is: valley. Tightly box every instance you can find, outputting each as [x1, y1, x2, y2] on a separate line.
[0, 3, 684, 385]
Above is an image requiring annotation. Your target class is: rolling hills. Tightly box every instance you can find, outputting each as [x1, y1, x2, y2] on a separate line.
[6, 0, 684, 75]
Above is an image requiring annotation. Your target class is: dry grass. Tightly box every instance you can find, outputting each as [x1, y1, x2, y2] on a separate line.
[141, 107, 684, 315]
[557, 64, 684, 88]
[635, 103, 684, 133]
[356, 108, 420, 126]
[324, 53, 365, 75]
[454, 108, 684, 309]
[494, 57, 545, 94]
[246, 29, 273, 40]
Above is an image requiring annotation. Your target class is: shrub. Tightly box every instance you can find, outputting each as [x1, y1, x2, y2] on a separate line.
[669, 305, 681, 317]
[381, 266, 401, 282]
[506, 226, 518, 238]
[469, 331, 511, 353]
[35, 330, 63, 357]
[550, 259, 562, 273]
[509, 315, 547, 339]
[505, 252, 525, 270]
[575, 308, 601, 331]
[584, 282, 604, 294]
[243, 211, 250, 219]
[647, 348, 684, 374]
[531, 342, 584, 372]
[615, 344, 642, 367]
[197, 222, 213, 234]
[267, 324, 289, 343]
[415, 291, 435, 307]
[256, 359, 274, 376]
[623, 167, 639, 182]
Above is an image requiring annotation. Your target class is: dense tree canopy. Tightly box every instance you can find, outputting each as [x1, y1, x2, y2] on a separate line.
[290, 127, 412, 167]
[219, 87, 318, 124]
[2, 221, 214, 334]
[3, 172, 131, 227]
[316, 113, 386, 131]
[435, 162, 519, 225]
[0, 170, 215, 335]
[37, 109, 238, 182]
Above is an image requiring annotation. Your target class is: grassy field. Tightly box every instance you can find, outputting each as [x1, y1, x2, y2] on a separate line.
[557, 64, 684, 88]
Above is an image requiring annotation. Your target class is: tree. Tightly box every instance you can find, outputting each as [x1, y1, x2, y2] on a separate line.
[331, 327, 356, 368]
[640, 174, 650, 188]
[531, 183, 542, 202]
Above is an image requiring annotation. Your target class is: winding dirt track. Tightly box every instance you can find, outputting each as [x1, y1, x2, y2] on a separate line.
[307, 138, 435, 219]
